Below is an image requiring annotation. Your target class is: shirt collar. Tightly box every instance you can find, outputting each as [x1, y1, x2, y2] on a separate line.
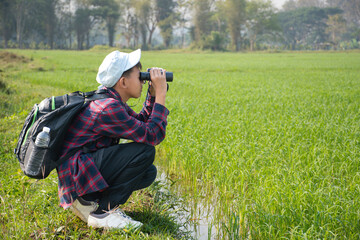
[102, 86, 123, 103]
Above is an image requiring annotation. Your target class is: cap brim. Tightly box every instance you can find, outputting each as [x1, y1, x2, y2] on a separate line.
[124, 49, 141, 71]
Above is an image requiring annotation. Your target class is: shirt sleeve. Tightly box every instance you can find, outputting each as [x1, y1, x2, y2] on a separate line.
[93, 99, 169, 146]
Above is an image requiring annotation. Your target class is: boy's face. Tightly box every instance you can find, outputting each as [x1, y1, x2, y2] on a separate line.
[124, 66, 143, 99]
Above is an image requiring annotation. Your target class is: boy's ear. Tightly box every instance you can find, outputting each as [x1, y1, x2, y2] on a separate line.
[117, 77, 127, 88]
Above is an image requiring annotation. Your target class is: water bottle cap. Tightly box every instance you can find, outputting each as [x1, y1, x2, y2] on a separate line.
[43, 127, 50, 133]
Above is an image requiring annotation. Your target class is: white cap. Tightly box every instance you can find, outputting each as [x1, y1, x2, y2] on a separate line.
[43, 127, 50, 133]
[96, 49, 141, 87]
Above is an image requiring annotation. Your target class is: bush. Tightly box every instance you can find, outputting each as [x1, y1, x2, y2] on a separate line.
[340, 39, 359, 50]
[89, 45, 120, 52]
[7, 40, 18, 49]
[38, 42, 50, 49]
[29, 41, 37, 49]
[192, 31, 227, 51]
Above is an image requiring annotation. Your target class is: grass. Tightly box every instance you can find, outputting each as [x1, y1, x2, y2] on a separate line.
[0, 49, 360, 239]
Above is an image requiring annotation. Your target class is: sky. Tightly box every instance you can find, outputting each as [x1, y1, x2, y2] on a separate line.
[271, 0, 287, 9]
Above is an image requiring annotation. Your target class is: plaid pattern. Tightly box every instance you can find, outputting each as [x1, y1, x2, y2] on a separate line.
[57, 87, 169, 209]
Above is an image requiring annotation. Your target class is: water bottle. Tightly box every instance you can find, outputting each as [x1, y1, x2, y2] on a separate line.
[25, 127, 50, 176]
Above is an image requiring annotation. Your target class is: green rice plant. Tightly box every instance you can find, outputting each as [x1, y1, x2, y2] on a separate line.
[222, 212, 240, 239]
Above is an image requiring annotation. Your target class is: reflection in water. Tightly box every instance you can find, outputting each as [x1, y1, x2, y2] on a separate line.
[156, 170, 220, 240]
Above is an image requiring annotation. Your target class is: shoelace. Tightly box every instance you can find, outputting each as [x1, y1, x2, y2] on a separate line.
[113, 209, 134, 221]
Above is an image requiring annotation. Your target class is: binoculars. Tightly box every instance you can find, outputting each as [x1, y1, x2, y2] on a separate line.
[139, 71, 173, 82]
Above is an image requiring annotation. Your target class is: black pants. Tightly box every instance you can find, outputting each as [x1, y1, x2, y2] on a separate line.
[82, 142, 156, 213]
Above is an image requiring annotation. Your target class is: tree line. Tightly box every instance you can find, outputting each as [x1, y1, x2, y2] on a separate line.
[0, 0, 359, 51]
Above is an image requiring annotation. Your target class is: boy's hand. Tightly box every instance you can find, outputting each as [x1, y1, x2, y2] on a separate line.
[149, 68, 167, 105]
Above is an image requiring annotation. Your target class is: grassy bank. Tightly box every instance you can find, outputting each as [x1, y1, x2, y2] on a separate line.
[0, 49, 359, 239]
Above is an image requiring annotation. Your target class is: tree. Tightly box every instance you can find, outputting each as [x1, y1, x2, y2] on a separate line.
[222, 0, 246, 51]
[175, 0, 192, 48]
[155, 0, 176, 47]
[283, 0, 326, 10]
[246, 0, 278, 51]
[326, 0, 342, 8]
[12, 0, 34, 48]
[74, 8, 92, 49]
[342, 0, 360, 26]
[118, 0, 137, 48]
[90, 0, 120, 47]
[193, 0, 213, 48]
[0, 0, 15, 48]
[282, 0, 297, 10]
[134, 0, 149, 48]
[58, 0, 75, 49]
[105, 2, 120, 47]
[327, 0, 360, 41]
[297, 0, 326, 8]
[134, 0, 157, 47]
[39, 0, 58, 49]
[326, 14, 346, 47]
[276, 7, 342, 49]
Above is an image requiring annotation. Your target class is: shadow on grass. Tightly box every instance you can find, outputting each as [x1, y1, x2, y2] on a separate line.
[59, 208, 192, 239]
[131, 210, 190, 239]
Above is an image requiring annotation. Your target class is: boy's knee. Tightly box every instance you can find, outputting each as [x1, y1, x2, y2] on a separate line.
[147, 164, 157, 185]
[130, 143, 155, 165]
[144, 144, 155, 158]
[148, 164, 157, 177]
[135, 143, 155, 158]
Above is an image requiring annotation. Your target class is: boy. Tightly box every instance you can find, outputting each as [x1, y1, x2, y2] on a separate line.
[57, 49, 169, 229]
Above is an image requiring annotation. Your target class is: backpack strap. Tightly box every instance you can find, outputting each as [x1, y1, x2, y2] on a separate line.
[95, 89, 108, 94]
[84, 89, 109, 102]
[56, 89, 110, 167]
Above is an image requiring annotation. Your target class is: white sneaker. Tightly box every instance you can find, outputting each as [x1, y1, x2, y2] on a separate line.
[88, 209, 143, 229]
[70, 197, 98, 222]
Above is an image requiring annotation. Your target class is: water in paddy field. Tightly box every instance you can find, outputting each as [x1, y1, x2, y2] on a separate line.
[185, 202, 218, 240]
[156, 170, 219, 240]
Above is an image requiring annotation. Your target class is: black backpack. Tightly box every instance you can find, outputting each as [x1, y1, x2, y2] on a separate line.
[14, 89, 109, 179]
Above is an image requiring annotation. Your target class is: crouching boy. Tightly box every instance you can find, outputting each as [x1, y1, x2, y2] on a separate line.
[57, 49, 169, 229]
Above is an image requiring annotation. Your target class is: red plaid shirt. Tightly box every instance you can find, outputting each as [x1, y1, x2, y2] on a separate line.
[57, 87, 169, 209]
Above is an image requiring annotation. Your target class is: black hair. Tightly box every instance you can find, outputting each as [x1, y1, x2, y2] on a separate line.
[122, 62, 142, 78]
